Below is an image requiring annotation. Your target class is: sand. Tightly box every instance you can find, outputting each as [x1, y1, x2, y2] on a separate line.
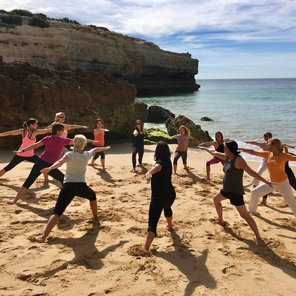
[0, 143, 295, 296]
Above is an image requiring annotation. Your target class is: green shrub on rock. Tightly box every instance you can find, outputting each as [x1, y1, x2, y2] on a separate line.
[144, 128, 175, 144]
[0, 15, 22, 26]
[29, 16, 49, 28]
[11, 9, 33, 17]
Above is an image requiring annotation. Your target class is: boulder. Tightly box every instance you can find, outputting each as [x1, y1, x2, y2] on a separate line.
[166, 115, 212, 146]
[147, 105, 175, 123]
[134, 100, 148, 122]
[201, 116, 213, 121]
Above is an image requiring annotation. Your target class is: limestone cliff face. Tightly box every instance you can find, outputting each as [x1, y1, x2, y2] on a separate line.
[0, 60, 137, 146]
[0, 19, 199, 95]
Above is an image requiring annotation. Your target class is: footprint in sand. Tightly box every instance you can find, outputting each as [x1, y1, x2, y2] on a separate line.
[127, 244, 152, 257]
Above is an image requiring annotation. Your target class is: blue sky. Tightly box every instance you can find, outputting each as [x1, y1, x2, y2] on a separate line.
[1, 0, 296, 79]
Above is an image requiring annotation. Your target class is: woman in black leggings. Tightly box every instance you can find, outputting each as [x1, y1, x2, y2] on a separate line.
[0, 118, 51, 178]
[144, 141, 176, 251]
[11, 124, 73, 204]
[132, 119, 144, 172]
[36, 134, 110, 242]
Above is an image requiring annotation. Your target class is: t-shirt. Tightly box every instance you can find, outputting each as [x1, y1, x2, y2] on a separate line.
[64, 151, 93, 183]
[253, 151, 296, 182]
[151, 159, 174, 198]
[40, 136, 71, 163]
[176, 135, 188, 152]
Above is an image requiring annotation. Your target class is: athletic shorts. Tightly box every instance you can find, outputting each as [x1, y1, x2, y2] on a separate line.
[220, 189, 244, 206]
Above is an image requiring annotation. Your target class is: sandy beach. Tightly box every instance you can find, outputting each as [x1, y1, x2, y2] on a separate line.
[0, 143, 295, 296]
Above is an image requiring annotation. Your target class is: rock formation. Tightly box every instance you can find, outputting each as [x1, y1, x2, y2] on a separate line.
[0, 12, 199, 95]
[166, 115, 212, 146]
[0, 59, 137, 146]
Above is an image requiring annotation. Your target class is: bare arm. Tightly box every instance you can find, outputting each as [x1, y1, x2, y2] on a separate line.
[245, 141, 265, 148]
[197, 146, 227, 160]
[283, 143, 296, 149]
[236, 157, 272, 186]
[40, 155, 70, 174]
[35, 128, 52, 135]
[145, 163, 162, 180]
[0, 128, 23, 137]
[90, 146, 111, 155]
[198, 140, 214, 147]
[63, 124, 88, 131]
[239, 147, 256, 155]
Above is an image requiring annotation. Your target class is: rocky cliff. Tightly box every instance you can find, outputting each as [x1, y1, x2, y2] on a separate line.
[0, 59, 137, 146]
[0, 14, 199, 95]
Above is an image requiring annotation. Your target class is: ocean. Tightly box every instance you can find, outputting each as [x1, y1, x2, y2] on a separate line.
[138, 78, 296, 163]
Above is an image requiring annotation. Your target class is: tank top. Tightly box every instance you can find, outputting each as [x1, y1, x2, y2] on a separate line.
[216, 143, 225, 153]
[133, 132, 144, 147]
[17, 130, 36, 157]
[223, 156, 244, 195]
[93, 129, 105, 146]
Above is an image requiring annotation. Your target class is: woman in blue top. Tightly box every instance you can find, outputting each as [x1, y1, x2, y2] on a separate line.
[36, 134, 110, 242]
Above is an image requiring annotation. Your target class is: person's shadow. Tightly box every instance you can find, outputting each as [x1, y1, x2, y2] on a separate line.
[96, 169, 115, 183]
[154, 230, 216, 296]
[38, 224, 128, 278]
[255, 214, 295, 232]
[224, 227, 296, 278]
[17, 203, 84, 230]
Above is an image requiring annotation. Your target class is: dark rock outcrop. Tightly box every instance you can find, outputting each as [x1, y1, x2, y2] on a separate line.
[201, 116, 213, 121]
[166, 115, 212, 146]
[147, 105, 175, 123]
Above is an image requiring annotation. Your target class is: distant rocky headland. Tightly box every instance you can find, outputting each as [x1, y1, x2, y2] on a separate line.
[0, 9, 210, 146]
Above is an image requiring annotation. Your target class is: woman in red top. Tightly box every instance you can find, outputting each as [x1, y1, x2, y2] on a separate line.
[90, 118, 109, 170]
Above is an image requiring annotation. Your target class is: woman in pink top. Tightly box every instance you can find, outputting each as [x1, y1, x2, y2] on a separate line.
[0, 118, 51, 178]
[171, 125, 190, 174]
[90, 118, 109, 170]
[11, 123, 74, 204]
[240, 138, 296, 217]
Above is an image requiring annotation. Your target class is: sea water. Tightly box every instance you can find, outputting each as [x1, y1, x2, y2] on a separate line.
[138, 78, 296, 163]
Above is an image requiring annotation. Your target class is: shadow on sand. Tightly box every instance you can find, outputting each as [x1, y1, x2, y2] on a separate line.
[38, 224, 128, 278]
[154, 230, 216, 296]
[224, 227, 296, 278]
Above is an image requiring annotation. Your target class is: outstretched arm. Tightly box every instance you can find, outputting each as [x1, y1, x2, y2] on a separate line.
[197, 146, 227, 160]
[245, 140, 265, 148]
[35, 128, 52, 135]
[40, 155, 70, 174]
[145, 163, 162, 180]
[198, 141, 214, 147]
[0, 128, 23, 137]
[91, 146, 111, 155]
[63, 124, 88, 131]
[236, 157, 272, 186]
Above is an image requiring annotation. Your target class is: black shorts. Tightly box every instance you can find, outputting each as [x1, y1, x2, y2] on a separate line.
[220, 189, 244, 206]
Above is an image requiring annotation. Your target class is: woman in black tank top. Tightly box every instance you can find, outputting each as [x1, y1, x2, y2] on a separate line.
[198, 140, 271, 245]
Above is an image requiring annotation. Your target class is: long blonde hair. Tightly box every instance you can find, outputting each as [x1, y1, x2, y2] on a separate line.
[73, 134, 87, 151]
[268, 138, 283, 152]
